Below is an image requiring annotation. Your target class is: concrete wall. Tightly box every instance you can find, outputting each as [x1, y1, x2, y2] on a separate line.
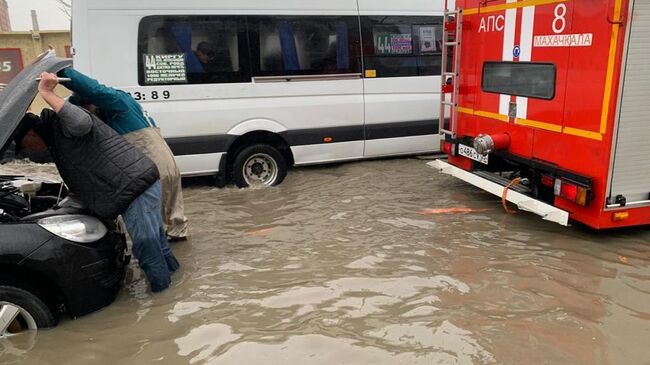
[0, 30, 71, 111]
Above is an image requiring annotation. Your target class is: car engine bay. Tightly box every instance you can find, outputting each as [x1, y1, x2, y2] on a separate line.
[0, 175, 73, 222]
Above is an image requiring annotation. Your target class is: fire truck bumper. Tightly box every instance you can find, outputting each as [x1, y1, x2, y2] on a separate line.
[428, 160, 570, 226]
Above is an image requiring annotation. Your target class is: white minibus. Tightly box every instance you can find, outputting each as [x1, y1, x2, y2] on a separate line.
[72, 0, 446, 187]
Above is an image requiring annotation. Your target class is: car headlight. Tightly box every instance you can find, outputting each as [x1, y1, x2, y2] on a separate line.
[37, 215, 108, 243]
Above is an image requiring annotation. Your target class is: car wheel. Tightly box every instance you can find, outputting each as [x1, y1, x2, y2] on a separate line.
[233, 144, 287, 188]
[0, 286, 58, 337]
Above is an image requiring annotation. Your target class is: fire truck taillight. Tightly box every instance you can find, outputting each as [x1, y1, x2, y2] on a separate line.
[441, 140, 454, 155]
[553, 178, 590, 206]
[540, 175, 555, 187]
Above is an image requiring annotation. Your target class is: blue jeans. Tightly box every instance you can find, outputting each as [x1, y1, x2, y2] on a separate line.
[123, 181, 180, 292]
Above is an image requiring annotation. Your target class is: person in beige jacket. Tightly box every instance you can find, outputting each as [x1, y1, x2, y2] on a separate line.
[61, 67, 189, 240]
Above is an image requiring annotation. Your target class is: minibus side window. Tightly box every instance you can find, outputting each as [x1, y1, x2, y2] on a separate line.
[482, 62, 556, 100]
[137, 16, 251, 85]
[360, 16, 443, 78]
[247, 16, 362, 77]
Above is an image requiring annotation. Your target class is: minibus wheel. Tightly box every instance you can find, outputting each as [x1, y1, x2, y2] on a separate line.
[233, 144, 287, 188]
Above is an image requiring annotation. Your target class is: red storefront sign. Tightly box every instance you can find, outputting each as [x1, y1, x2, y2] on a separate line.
[0, 49, 24, 84]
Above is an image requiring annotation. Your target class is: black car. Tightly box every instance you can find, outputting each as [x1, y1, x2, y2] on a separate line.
[0, 54, 128, 337]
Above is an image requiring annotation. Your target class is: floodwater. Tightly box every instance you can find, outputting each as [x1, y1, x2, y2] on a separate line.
[1, 158, 650, 365]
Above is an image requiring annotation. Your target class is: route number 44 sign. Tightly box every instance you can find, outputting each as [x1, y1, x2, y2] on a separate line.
[375, 33, 413, 55]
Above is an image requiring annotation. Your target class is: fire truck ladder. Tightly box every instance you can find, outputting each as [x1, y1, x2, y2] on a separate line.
[439, 9, 462, 137]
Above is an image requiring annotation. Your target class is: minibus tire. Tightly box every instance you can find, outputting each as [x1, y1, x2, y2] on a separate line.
[233, 144, 287, 188]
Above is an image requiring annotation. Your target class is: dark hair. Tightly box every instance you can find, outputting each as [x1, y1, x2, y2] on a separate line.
[13, 111, 56, 153]
[197, 41, 217, 57]
[13, 113, 40, 153]
[68, 93, 92, 107]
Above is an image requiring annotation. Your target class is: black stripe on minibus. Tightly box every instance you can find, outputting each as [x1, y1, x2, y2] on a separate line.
[166, 135, 236, 156]
[165, 119, 440, 155]
[281, 120, 439, 146]
[365, 119, 439, 140]
[280, 125, 365, 146]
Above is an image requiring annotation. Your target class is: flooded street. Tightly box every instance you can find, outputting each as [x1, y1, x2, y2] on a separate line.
[2, 158, 650, 365]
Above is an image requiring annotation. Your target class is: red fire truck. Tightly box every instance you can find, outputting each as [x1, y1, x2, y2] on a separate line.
[431, 0, 650, 228]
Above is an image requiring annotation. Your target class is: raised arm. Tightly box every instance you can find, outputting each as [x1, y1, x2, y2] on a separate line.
[38, 72, 64, 112]
[38, 72, 92, 137]
[59, 68, 128, 114]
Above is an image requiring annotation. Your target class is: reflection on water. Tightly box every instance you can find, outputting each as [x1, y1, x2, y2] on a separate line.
[0, 160, 60, 182]
[1, 158, 649, 365]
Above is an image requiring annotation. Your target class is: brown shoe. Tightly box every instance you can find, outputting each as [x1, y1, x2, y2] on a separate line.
[167, 235, 188, 242]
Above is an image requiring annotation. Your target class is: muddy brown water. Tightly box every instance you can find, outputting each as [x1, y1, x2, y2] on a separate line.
[1, 158, 649, 365]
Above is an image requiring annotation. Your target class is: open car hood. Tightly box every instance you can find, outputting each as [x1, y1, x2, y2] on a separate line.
[0, 53, 72, 155]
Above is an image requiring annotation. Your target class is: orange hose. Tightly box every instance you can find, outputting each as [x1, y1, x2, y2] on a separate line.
[502, 177, 522, 214]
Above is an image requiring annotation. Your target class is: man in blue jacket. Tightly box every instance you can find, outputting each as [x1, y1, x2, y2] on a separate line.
[59, 68, 190, 241]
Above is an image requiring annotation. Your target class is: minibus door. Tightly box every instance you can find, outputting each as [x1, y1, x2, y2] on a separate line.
[358, 11, 444, 157]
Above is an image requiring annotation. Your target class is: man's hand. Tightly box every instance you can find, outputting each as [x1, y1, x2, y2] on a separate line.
[38, 72, 59, 95]
[38, 72, 64, 113]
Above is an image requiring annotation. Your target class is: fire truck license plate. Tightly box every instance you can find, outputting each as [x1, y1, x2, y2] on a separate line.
[458, 144, 489, 165]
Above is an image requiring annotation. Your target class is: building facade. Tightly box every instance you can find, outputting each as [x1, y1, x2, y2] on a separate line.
[0, 30, 72, 109]
[0, 0, 10, 32]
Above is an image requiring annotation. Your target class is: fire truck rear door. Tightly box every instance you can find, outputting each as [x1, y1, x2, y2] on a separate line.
[608, 0, 650, 205]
